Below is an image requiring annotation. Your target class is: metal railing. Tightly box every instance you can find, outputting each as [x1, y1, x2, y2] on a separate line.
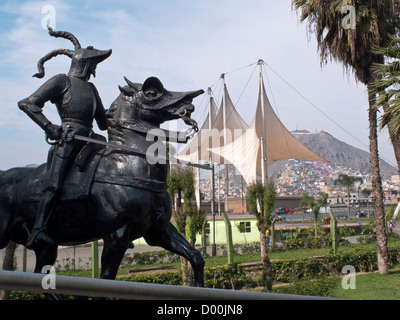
[0, 270, 333, 300]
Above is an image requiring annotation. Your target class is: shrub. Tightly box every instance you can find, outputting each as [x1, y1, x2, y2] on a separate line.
[271, 248, 400, 283]
[118, 263, 247, 290]
[290, 277, 339, 297]
[281, 235, 331, 250]
[271, 258, 331, 283]
[233, 242, 260, 255]
[117, 271, 182, 285]
[120, 250, 179, 267]
[205, 263, 245, 290]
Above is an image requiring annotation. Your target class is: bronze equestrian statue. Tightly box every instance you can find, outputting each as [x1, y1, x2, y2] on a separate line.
[0, 29, 205, 295]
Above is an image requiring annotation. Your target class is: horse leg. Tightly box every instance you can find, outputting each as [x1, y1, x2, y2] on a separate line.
[33, 245, 62, 300]
[34, 245, 58, 273]
[145, 222, 205, 287]
[100, 226, 131, 280]
[0, 209, 12, 250]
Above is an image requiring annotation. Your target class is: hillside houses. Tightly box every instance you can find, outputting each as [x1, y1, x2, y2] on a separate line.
[197, 159, 400, 213]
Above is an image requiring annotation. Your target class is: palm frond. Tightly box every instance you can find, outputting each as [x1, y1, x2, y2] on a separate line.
[292, 0, 400, 84]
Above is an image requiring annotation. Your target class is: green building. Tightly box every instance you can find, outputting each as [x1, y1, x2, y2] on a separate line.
[203, 214, 260, 245]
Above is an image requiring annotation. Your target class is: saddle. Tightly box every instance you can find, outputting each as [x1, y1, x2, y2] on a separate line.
[24, 132, 167, 202]
[24, 134, 106, 202]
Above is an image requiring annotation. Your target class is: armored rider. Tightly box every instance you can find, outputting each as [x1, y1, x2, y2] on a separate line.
[18, 27, 112, 250]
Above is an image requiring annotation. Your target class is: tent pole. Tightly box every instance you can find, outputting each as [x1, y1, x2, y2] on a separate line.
[196, 149, 201, 209]
[210, 157, 216, 256]
[218, 164, 221, 215]
[208, 88, 217, 256]
[221, 73, 229, 213]
[258, 59, 268, 184]
[208, 88, 215, 207]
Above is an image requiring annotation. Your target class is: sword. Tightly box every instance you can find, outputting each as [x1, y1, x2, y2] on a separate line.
[72, 134, 212, 170]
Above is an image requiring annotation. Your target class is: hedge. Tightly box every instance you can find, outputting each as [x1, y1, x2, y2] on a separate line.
[116, 247, 400, 289]
[117, 264, 247, 290]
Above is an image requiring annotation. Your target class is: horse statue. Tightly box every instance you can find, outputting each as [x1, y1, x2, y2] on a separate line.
[0, 76, 205, 295]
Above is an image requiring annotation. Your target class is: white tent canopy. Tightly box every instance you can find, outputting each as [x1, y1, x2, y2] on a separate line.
[177, 94, 219, 163]
[209, 79, 326, 184]
[178, 61, 327, 186]
[177, 83, 249, 164]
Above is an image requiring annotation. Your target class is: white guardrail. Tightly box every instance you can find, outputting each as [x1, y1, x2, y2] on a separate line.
[0, 270, 334, 300]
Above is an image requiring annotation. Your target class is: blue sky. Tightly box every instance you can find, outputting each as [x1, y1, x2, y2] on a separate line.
[0, 0, 395, 170]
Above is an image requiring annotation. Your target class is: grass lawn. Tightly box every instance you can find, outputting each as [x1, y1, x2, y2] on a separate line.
[268, 266, 400, 300]
[331, 267, 400, 300]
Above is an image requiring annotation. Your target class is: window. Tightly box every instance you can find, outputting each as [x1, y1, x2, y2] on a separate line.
[239, 221, 251, 233]
[205, 223, 210, 235]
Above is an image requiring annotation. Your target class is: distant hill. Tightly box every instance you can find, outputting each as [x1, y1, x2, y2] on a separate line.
[268, 130, 398, 180]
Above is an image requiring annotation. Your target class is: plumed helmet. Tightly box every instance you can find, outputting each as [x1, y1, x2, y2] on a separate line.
[33, 26, 112, 79]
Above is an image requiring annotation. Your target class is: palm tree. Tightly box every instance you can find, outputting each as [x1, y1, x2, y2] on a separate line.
[371, 35, 400, 134]
[334, 174, 363, 219]
[301, 191, 328, 238]
[247, 180, 276, 292]
[292, 0, 397, 274]
[371, 35, 400, 176]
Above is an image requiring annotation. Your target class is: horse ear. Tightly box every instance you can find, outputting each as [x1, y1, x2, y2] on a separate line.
[124, 76, 141, 92]
[118, 85, 136, 96]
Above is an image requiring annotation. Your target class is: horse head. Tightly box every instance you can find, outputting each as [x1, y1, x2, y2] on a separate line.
[109, 76, 203, 142]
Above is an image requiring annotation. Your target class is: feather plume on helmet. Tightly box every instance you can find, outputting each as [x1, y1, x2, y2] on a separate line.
[33, 26, 112, 79]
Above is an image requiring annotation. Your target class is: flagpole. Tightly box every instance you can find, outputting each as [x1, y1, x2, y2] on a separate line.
[258, 59, 268, 185]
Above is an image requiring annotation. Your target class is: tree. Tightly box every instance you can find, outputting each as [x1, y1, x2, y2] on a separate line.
[167, 165, 194, 285]
[235, 222, 248, 244]
[167, 165, 205, 286]
[334, 174, 363, 219]
[0, 242, 17, 300]
[300, 192, 328, 238]
[371, 35, 400, 177]
[362, 188, 373, 217]
[188, 208, 206, 248]
[167, 165, 197, 233]
[247, 180, 276, 292]
[292, 0, 397, 274]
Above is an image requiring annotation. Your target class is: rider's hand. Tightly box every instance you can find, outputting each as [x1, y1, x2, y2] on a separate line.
[45, 124, 62, 141]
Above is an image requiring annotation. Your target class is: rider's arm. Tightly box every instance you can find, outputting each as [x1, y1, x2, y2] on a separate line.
[18, 74, 69, 139]
[91, 84, 108, 131]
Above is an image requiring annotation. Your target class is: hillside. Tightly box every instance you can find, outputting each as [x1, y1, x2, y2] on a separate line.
[268, 130, 398, 180]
